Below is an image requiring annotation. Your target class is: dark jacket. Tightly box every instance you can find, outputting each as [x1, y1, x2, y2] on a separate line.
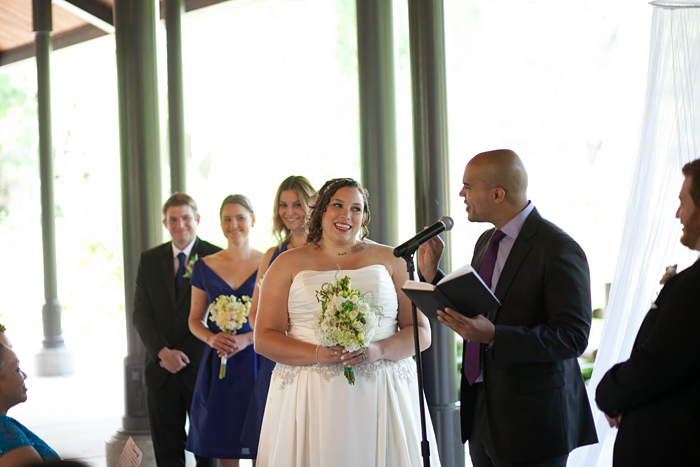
[439, 208, 598, 463]
[596, 259, 700, 466]
[133, 237, 221, 389]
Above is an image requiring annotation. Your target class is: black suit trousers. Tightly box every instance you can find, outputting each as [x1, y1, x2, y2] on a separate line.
[468, 384, 568, 467]
[147, 372, 215, 467]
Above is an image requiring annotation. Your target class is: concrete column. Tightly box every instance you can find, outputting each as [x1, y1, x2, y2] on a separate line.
[165, 0, 187, 194]
[407, 0, 464, 466]
[108, 0, 163, 464]
[32, 0, 74, 377]
[356, 0, 398, 246]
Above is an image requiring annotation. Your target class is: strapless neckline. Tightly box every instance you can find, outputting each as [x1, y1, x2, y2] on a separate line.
[286, 264, 399, 346]
[293, 264, 389, 281]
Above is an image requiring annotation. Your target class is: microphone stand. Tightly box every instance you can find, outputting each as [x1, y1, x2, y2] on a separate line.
[399, 252, 431, 467]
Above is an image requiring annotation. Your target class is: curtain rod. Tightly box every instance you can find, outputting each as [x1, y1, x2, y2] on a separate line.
[649, 1, 700, 8]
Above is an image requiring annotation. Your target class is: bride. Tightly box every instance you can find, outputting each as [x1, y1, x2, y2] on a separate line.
[255, 178, 442, 467]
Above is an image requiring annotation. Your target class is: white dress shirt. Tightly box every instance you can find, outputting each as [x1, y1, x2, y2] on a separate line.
[171, 238, 196, 277]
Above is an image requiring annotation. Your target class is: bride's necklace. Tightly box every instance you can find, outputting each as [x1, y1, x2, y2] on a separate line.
[328, 247, 351, 256]
[325, 241, 364, 257]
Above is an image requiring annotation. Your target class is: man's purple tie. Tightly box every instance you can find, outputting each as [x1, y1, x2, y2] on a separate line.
[175, 252, 186, 294]
[463, 229, 506, 385]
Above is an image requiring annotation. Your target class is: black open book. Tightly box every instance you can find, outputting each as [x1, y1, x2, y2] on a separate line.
[402, 264, 500, 320]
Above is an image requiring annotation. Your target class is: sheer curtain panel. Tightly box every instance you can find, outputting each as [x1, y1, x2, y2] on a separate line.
[569, 1, 700, 466]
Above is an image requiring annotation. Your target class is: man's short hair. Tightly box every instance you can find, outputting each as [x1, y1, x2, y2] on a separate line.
[162, 193, 199, 219]
[682, 159, 700, 207]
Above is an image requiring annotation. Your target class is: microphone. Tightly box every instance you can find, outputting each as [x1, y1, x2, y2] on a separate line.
[393, 216, 454, 258]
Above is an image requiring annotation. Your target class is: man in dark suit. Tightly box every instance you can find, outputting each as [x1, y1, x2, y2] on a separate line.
[133, 193, 221, 467]
[596, 159, 700, 467]
[418, 149, 597, 466]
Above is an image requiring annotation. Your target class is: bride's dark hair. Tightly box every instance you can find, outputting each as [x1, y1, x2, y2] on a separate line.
[305, 178, 370, 245]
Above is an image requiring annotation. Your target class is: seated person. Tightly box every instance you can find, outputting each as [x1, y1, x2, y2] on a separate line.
[0, 326, 60, 466]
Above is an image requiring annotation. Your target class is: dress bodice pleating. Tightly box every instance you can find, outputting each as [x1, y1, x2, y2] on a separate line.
[286, 265, 399, 345]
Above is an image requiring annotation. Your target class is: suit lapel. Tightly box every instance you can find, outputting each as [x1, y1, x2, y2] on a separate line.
[471, 230, 491, 272]
[175, 237, 200, 308]
[161, 242, 177, 308]
[489, 208, 541, 322]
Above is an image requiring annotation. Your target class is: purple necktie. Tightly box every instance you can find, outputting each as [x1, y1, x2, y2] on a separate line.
[463, 229, 506, 385]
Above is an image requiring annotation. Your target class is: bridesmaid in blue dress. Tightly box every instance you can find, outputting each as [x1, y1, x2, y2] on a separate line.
[241, 176, 315, 453]
[187, 194, 263, 466]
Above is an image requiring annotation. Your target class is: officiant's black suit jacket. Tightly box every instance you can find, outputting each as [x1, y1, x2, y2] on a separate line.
[596, 259, 700, 466]
[133, 237, 221, 390]
[438, 208, 598, 463]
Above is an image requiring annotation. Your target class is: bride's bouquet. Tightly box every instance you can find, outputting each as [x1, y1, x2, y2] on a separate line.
[208, 294, 251, 379]
[314, 270, 381, 385]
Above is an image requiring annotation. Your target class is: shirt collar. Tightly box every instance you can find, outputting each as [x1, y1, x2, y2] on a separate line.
[171, 238, 196, 258]
[500, 201, 534, 240]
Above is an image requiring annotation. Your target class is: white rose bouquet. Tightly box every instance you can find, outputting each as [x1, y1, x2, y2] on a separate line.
[208, 294, 251, 379]
[314, 270, 381, 385]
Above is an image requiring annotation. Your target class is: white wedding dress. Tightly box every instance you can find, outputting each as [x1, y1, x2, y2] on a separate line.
[257, 265, 442, 467]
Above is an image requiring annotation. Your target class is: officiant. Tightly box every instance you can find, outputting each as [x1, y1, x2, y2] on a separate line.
[417, 149, 597, 467]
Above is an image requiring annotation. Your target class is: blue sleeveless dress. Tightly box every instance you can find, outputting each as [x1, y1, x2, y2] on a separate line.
[0, 416, 60, 461]
[186, 260, 258, 459]
[240, 243, 287, 449]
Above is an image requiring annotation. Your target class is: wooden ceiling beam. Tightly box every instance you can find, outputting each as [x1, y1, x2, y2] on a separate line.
[0, 24, 107, 67]
[0, 0, 233, 68]
[53, 0, 114, 33]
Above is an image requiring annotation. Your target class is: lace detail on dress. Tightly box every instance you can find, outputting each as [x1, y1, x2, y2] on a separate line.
[272, 358, 415, 389]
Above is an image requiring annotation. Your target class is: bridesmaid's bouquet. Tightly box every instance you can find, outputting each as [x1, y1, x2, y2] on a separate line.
[314, 269, 381, 385]
[208, 294, 251, 379]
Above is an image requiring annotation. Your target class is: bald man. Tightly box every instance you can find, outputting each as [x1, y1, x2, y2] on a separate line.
[418, 150, 597, 467]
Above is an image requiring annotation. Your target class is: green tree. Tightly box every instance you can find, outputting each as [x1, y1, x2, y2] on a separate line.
[0, 74, 37, 223]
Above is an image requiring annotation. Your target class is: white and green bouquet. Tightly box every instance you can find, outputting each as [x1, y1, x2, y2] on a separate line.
[208, 294, 251, 379]
[314, 270, 381, 385]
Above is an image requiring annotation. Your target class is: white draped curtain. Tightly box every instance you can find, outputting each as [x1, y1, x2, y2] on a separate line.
[569, 1, 700, 466]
